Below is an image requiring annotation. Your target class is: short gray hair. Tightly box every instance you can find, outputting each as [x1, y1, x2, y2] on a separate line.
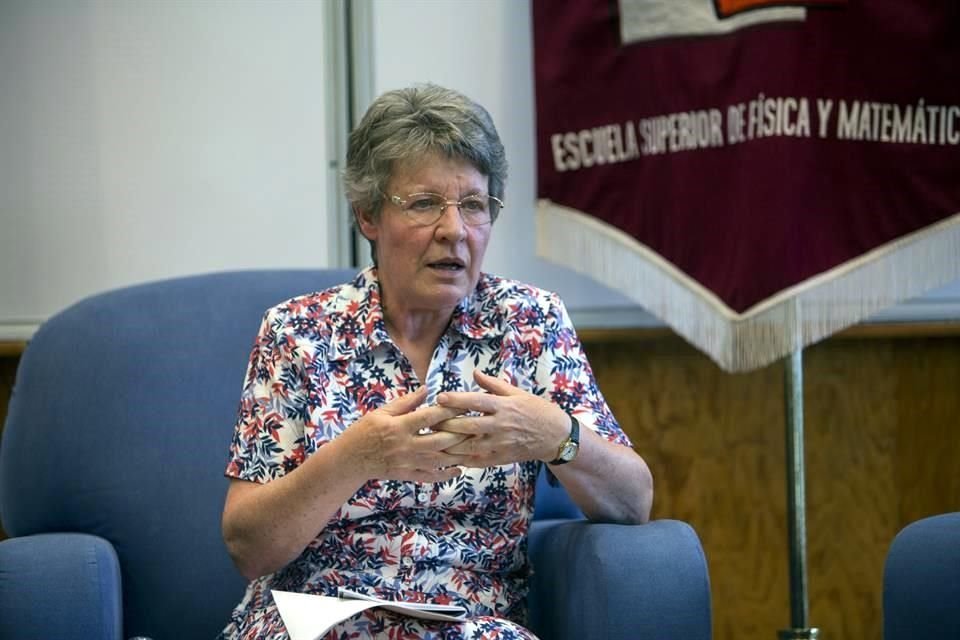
[343, 84, 508, 220]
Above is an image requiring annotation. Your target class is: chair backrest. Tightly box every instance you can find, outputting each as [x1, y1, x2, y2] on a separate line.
[883, 512, 960, 640]
[0, 270, 353, 639]
[534, 469, 583, 520]
[0, 269, 580, 639]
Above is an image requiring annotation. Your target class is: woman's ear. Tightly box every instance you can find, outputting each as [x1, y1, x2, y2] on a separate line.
[354, 206, 378, 241]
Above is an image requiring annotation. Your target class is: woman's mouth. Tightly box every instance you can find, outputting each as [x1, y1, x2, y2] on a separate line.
[427, 260, 465, 272]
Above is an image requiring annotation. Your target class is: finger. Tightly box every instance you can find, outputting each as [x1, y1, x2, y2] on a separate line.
[432, 415, 497, 436]
[440, 438, 475, 456]
[441, 436, 489, 458]
[380, 386, 428, 416]
[405, 404, 465, 434]
[413, 430, 471, 450]
[473, 370, 522, 396]
[435, 390, 499, 414]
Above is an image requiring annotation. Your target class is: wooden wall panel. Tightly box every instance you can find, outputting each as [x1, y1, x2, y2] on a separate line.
[0, 351, 19, 541]
[0, 351, 17, 451]
[581, 334, 960, 640]
[585, 337, 792, 639]
[802, 341, 899, 640]
[892, 339, 960, 528]
[1, 332, 958, 637]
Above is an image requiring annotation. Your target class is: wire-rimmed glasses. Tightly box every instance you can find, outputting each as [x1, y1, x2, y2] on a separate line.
[387, 192, 504, 226]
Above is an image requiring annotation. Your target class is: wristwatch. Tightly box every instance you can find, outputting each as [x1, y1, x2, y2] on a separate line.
[548, 414, 580, 465]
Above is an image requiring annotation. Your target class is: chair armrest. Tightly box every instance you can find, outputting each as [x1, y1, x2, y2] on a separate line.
[0, 533, 123, 640]
[527, 518, 711, 640]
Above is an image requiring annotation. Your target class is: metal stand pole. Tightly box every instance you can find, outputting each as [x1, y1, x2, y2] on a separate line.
[778, 348, 819, 640]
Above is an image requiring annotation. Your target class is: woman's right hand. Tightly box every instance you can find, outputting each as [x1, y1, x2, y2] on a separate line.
[342, 386, 470, 484]
[223, 386, 467, 579]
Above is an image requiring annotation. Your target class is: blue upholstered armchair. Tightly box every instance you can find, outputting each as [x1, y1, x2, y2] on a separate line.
[883, 512, 960, 640]
[0, 270, 711, 640]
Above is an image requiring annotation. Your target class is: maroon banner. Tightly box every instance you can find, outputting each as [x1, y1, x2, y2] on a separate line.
[534, 0, 960, 371]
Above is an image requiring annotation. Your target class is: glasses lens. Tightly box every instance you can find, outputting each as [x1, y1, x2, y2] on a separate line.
[459, 195, 491, 225]
[405, 193, 445, 213]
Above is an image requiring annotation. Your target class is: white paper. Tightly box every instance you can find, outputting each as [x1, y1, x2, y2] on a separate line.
[273, 589, 468, 640]
[336, 588, 467, 620]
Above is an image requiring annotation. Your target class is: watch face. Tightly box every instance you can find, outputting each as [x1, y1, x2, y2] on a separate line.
[560, 440, 579, 462]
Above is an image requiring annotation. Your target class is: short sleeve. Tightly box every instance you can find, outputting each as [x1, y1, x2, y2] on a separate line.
[225, 307, 309, 483]
[535, 294, 632, 447]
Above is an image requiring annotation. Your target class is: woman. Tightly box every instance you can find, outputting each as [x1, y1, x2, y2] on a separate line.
[218, 84, 653, 640]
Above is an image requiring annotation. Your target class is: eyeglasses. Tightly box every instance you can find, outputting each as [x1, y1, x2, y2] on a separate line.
[387, 192, 504, 226]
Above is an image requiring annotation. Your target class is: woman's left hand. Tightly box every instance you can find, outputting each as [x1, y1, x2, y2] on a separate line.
[438, 371, 653, 524]
[433, 370, 570, 467]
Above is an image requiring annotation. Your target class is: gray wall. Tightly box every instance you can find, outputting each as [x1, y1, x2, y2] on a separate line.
[0, 0, 342, 339]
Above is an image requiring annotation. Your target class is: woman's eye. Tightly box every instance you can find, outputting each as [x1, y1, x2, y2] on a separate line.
[409, 196, 440, 211]
[461, 197, 487, 212]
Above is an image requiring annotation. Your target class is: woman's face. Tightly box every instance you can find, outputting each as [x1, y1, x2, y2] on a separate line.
[357, 153, 493, 320]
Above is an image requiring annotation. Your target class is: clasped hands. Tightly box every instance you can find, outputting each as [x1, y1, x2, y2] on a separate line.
[349, 370, 568, 484]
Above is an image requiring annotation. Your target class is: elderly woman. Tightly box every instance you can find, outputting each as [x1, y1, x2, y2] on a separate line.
[218, 84, 653, 640]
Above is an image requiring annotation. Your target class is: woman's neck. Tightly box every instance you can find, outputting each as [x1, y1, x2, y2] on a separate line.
[382, 304, 451, 348]
[382, 306, 452, 383]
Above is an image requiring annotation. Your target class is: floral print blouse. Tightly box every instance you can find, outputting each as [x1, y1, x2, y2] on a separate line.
[219, 267, 630, 640]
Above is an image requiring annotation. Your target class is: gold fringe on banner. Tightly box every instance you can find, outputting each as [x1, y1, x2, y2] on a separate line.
[536, 200, 960, 373]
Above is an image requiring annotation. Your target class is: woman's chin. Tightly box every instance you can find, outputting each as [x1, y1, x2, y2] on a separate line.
[419, 279, 474, 308]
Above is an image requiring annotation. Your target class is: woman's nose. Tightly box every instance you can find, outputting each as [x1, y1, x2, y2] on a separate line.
[434, 203, 468, 241]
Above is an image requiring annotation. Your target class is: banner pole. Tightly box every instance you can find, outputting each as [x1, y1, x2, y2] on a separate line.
[778, 348, 819, 639]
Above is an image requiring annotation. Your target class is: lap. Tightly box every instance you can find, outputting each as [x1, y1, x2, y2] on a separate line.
[324, 609, 539, 640]
[227, 600, 539, 640]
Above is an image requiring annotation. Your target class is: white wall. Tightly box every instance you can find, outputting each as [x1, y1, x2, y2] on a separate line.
[0, 0, 341, 339]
